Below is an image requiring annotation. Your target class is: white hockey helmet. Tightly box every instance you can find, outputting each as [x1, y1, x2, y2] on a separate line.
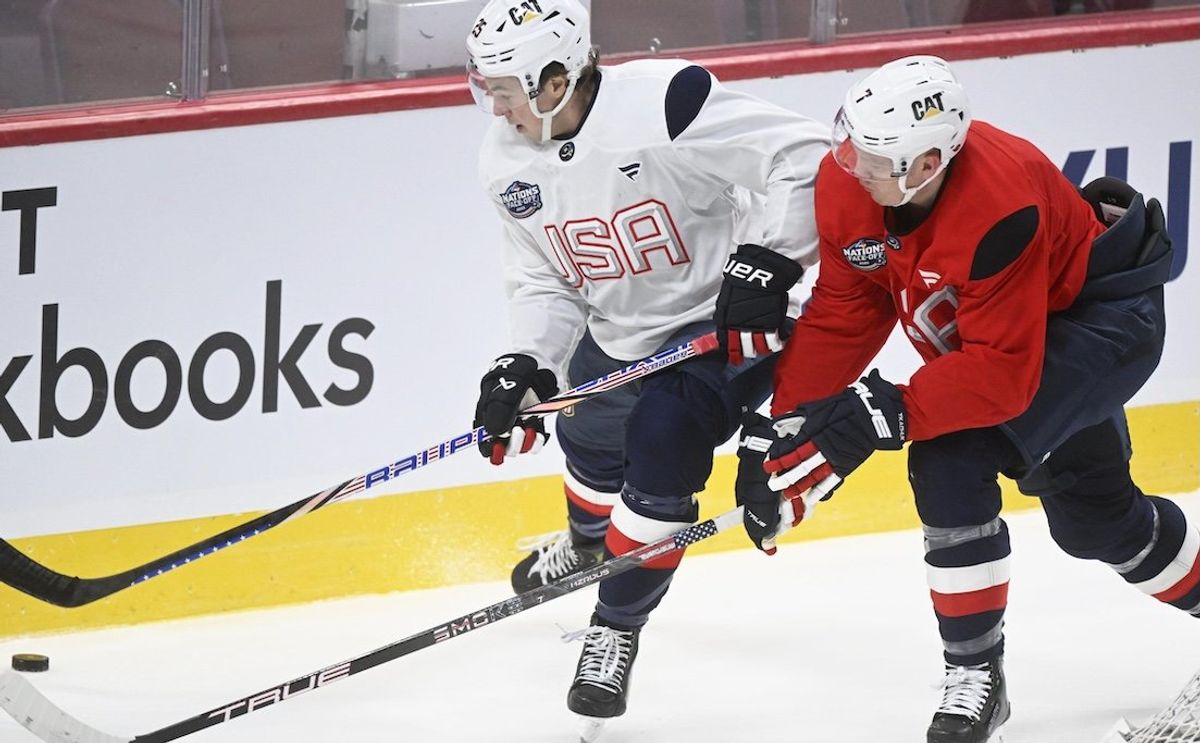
[466, 0, 592, 141]
[832, 55, 971, 205]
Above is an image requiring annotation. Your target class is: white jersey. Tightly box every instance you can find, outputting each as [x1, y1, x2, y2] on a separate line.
[478, 59, 829, 381]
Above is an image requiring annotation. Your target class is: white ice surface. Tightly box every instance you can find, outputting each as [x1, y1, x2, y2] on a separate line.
[1, 493, 1197, 743]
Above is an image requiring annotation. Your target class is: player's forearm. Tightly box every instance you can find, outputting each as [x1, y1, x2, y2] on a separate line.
[506, 289, 587, 377]
[899, 349, 1041, 441]
[761, 175, 820, 269]
[772, 314, 893, 415]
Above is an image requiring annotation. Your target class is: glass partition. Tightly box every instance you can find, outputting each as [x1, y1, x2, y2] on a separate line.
[833, 0, 1177, 36]
[0, 0, 1195, 115]
[214, 0, 346, 91]
[0, 0, 183, 108]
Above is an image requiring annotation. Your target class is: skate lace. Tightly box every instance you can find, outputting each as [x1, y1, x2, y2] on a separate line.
[515, 530, 581, 582]
[936, 663, 993, 721]
[562, 625, 634, 694]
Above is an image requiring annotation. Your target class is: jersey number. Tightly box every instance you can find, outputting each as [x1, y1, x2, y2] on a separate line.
[545, 200, 690, 287]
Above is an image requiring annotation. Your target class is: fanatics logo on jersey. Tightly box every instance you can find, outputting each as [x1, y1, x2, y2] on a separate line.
[842, 235, 900, 272]
[618, 162, 641, 181]
[559, 142, 575, 161]
[500, 181, 543, 219]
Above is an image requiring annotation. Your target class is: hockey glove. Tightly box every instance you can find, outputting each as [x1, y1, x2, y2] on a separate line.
[474, 353, 559, 466]
[736, 413, 804, 555]
[765, 370, 907, 502]
[714, 243, 803, 365]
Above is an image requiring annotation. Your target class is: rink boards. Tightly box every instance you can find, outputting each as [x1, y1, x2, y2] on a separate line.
[1, 400, 1195, 637]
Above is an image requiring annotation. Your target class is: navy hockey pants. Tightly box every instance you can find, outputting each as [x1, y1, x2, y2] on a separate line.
[555, 323, 774, 628]
[914, 284, 1197, 666]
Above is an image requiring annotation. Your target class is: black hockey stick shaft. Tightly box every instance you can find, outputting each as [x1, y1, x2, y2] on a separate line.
[0, 485, 350, 608]
[0, 332, 719, 608]
[127, 507, 744, 742]
[0, 507, 744, 742]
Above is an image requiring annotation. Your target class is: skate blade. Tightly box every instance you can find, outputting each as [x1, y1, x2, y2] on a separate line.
[578, 716, 607, 742]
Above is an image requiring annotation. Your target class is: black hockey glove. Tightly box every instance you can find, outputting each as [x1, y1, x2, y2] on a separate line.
[736, 413, 805, 555]
[714, 243, 803, 366]
[474, 353, 559, 466]
[765, 370, 907, 502]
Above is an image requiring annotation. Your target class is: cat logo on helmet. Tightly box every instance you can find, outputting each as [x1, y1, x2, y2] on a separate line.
[508, 0, 543, 25]
[843, 235, 901, 272]
[500, 181, 543, 219]
[911, 92, 946, 121]
[472, 18, 487, 38]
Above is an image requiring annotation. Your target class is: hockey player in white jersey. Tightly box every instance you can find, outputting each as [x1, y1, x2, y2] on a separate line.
[466, 0, 828, 731]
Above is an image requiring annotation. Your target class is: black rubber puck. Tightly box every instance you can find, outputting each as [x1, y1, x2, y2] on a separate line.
[11, 653, 49, 672]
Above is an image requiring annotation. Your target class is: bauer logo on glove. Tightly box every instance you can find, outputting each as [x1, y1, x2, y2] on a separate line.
[714, 243, 803, 366]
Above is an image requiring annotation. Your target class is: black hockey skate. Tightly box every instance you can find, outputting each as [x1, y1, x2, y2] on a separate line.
[928, 657, 1011, 743]
[510, 528, 604, 594]
[565, 613, 641, 720]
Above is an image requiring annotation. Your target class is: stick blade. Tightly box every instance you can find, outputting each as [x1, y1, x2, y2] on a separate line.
[0, 672, 132, 743]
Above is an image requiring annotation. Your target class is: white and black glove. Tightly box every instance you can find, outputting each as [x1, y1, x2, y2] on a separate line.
[765, 370, 907, 504]
[474, 353, 559, 466]
[714, 243, 803, 365]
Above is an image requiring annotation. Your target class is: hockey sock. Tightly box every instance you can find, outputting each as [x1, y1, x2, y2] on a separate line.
[1113, 495, 1200, 615]
[924, 517, 1012, 666]
[564, 467, 618, 544]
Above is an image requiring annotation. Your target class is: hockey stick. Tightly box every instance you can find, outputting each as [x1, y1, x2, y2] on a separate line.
[0, 501, 769, 743]
[0, 332, 720, 608]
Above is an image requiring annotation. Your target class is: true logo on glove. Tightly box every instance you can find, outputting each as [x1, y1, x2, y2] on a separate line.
[746, 510, 769, 529]
[851, 380, 897, 440]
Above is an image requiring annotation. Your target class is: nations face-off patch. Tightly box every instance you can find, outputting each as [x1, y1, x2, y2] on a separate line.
[500, 181, 543, 219]
[842, 235, 900, 271]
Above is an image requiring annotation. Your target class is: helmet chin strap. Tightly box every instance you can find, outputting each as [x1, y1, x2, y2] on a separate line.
[529, 74, 580, 143]
[894, 158, 949, 206]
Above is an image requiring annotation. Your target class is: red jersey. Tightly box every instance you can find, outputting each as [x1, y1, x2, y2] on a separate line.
[773, 121, 1106, 441]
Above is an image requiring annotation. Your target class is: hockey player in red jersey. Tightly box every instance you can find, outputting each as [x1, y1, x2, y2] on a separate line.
[734, 56, 1186, 742]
